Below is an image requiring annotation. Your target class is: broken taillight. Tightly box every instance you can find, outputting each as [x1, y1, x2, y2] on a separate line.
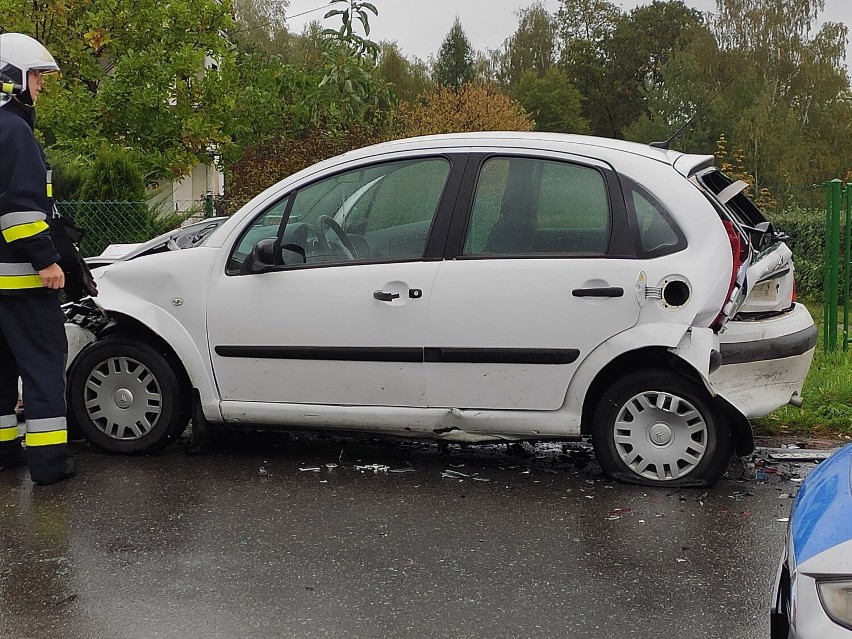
[711, 220, 747, 332]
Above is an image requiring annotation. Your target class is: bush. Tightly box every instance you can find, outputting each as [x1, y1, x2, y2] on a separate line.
[71, 146, 151, 255]
[770, 207, 829, 300]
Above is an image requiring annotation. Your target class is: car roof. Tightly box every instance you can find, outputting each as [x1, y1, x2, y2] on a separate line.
[338, 132, 714, 176]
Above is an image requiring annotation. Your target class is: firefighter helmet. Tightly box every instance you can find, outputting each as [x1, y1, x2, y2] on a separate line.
[0, 33, 59, 98]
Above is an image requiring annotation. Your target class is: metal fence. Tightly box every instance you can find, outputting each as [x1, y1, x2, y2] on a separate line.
[823, 179, 852, 352]
[56, 198, 247, 258]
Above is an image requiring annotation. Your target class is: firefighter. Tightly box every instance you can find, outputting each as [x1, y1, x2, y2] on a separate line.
[0, 33, 75, 485]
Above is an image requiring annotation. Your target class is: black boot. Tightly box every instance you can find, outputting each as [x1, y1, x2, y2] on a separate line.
[32, 457, 76, 486]
[0, 438, 27, 471]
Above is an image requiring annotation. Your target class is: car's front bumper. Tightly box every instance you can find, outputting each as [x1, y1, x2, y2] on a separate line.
[709, 303, 817, 418]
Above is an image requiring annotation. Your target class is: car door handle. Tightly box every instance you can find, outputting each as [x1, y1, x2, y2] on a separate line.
[572, 287, 624, 298]
[373, 290, 400, 302]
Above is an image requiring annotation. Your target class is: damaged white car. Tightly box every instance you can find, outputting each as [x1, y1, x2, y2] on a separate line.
[63, 132, 816, 486]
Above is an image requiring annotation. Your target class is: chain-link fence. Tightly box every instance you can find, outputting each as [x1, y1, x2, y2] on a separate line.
[56, 198, 248, 258]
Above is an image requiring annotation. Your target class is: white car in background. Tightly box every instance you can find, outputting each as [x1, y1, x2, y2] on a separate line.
[84, 216, 228, 269]
[63, 132, 816, 487]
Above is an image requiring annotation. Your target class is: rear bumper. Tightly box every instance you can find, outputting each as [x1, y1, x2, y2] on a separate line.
[709, 304, 816, 418]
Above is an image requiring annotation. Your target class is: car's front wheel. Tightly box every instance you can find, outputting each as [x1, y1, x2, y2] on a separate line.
[592, 370, 733, 486]
[68, 336, 190, 454]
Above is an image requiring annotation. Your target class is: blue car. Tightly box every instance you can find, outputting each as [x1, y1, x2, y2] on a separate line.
[772, 443, 852, 637]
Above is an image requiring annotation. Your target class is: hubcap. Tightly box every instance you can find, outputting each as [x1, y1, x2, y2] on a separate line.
[83, 356, 162, 441]
[613, 390, 708, 481]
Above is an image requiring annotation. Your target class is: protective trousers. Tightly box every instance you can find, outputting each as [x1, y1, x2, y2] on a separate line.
[0, 292, 70, 483]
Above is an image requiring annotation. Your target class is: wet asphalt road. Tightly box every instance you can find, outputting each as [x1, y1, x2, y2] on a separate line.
[0, 434, 809, 639]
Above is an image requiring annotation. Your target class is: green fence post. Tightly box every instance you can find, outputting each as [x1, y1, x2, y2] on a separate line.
[845, 183, 852, 351]
[205, 193, 214, 218]
[825, 179, 842, 352]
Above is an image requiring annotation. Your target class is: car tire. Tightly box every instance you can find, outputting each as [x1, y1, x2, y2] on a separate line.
[592, 370, 733, 487]
[68, 336, 190, 454]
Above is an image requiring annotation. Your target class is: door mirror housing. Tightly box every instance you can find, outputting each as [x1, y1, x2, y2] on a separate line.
[242, 238, 278, 274]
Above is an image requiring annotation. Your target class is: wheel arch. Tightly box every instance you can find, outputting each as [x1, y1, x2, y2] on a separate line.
[70, 308, 219, 411]
[579, 346, 754, 456]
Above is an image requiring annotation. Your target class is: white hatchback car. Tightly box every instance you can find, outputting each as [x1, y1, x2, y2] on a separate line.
[63, 132, 817, 486]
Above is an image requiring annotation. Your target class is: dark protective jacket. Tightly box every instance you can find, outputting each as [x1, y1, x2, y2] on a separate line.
[0, 101, 60, 294]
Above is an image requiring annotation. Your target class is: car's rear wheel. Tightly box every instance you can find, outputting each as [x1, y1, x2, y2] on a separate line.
[592, 370, 733, 486]
[68, 336, 190, 454]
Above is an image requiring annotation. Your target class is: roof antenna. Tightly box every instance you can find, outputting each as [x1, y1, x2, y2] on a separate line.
[649, 78, 734, 150]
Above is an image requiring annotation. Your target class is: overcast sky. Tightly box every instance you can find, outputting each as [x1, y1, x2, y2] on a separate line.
[282, 0, 851, 66]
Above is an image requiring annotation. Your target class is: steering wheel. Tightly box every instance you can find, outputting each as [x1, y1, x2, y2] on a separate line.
[315, 215, 357, 259]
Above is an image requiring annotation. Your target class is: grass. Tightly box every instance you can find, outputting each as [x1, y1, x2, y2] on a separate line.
[755, 300, 852, 441]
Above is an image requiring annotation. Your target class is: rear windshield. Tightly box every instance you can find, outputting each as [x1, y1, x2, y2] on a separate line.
[696, 170, 768, 228]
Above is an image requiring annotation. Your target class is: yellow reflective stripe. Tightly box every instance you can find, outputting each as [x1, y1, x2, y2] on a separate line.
[2, 220, 49, 242]
[0, 274, 43, 289]
[0, 426, 18, 442]
[1, 82, 14, 94]
[46, 184, 53, 198]
[26, 431, 67, 447]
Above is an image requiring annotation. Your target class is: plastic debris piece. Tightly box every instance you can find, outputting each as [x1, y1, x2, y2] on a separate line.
[299, 466, 321, 472]
[258, 466, 269, 477]
[767, 450, 832, 461]
[355, 464, 390, 473]
[441, 469, 470, 479]
[471, 477, 491, 482]
[777, 517, 790, 522]
[325, 463, 338, 469]
[697, 491, 708, 504]
[389, 467, 415, 474]
[676, 558, 687, 563]
[609, 507, 632, 516]
[754, 469, 768, 480]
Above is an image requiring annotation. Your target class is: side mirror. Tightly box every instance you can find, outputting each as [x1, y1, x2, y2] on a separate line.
[243, 238, 277, 274]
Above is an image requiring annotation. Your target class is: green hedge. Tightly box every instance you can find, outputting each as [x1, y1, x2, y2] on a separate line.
[770, 207, 829, 301]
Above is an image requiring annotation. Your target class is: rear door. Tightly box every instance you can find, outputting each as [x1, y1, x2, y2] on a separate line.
[424, 153, 642, 410]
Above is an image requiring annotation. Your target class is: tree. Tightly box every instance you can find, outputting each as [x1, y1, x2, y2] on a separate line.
[394, 84, 532, 137]
[512, 69, 589, 133]
[432, 18, 476, 89]
[230, 0, 289, 53]
[710, 0, 851, 208]
[2, 0, 237, 183]
[496, 3, 557, 87]
[376, 42, 432, 102]
[554, 0, 623, 137]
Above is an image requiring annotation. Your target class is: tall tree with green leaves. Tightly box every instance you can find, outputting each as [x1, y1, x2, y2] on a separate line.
[554, 0, 622, 137]
[711, 0, 850, 208]
[513, 68, 588, 133]
[376, 42, 432, 102]
[433, 18, 476, 89]
[2, 0, 237, 183]
[496, 3, 557, 87]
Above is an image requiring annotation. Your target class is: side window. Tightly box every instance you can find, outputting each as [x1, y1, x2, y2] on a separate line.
[227, 158, 451, 273]
[462, 156, 609, 256]
[630, 186, 685, 257]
